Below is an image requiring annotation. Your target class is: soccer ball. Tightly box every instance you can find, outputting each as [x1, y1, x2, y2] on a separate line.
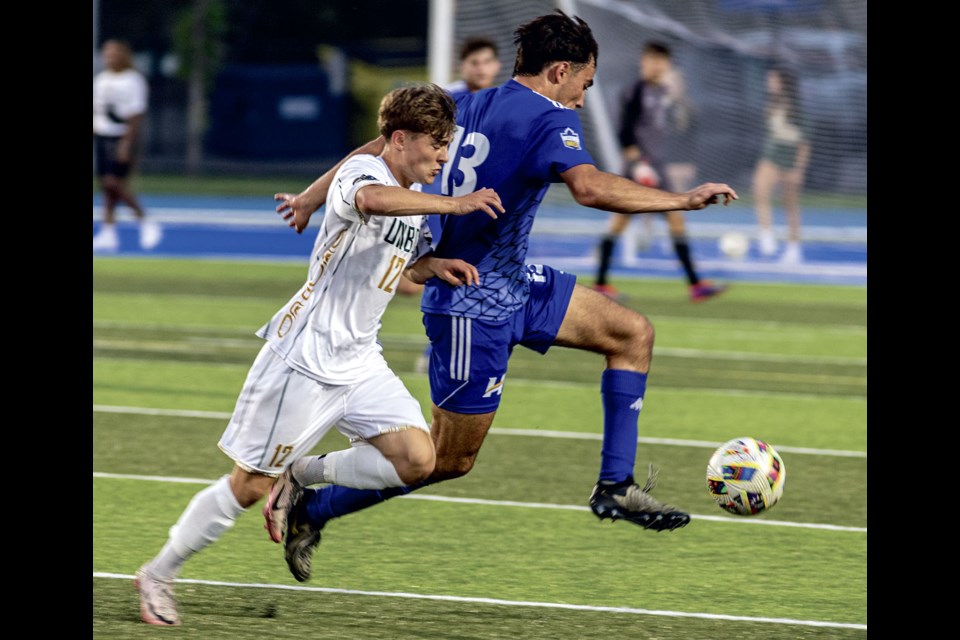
[718, 232, 749, 259]
[706, 437, 785, 516]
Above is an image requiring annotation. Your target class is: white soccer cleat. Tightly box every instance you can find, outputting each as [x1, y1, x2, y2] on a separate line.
[758, 229, 778, 257]
[780, 242, 803, 265]
[92, 225, 119, 252]
[134, 565, 181, 626]
[139, 219, 163, 250]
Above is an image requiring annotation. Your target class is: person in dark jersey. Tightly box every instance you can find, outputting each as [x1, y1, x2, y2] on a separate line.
[593, 42, 726, 302]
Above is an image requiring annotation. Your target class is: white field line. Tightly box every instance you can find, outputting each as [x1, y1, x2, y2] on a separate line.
[92, 405, 866, 458]
[93, 204, 868, 243]
[91, 571, 866, 630]
[92, 323, 865, 366]
[91, 471, 866, 533]
[93, 360, 867, 401]
[91, 310, 866, 335]
[542, 254, 867, 278]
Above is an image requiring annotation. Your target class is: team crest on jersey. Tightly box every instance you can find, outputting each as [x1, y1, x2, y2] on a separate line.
[353, 174, 377, 185]
[560, 127, 581, 150]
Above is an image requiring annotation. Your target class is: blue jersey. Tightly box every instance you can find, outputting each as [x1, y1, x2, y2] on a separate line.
[421, 79, 594, 321]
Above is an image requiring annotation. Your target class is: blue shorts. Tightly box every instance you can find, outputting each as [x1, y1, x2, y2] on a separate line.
[424, 264, 577, 413]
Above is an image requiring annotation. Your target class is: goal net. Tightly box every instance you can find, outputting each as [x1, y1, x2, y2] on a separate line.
[433, 0, 866, 231]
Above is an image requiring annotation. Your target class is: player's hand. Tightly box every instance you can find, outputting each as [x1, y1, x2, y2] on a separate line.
[274, 192, 318, 234]
[684, 183, 739, 210]
[629, 160, 660, 188]
[453, 188, 504, 219]
[430, 258, 480, 287]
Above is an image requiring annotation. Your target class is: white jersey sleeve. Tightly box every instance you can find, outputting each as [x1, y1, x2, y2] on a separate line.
[329, 156, 391, 224]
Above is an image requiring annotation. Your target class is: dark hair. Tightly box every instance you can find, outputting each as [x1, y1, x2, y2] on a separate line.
[378, 83, 457, 145]
[460, 36, 498, 61]
[643, 42, 670, 57]
[512, 10, 598, 76]
[768, 67, 801, 123]
[101, 38, 135, 70]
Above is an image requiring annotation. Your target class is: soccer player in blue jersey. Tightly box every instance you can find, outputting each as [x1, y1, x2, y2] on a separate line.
[400, 36, 505, 374]
[271, 11, 737, 582]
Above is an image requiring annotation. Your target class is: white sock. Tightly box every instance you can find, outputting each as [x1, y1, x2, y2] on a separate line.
[321, 443, 405, 489]
[291, 455, 328, 486]
[147, 475, 245, 581]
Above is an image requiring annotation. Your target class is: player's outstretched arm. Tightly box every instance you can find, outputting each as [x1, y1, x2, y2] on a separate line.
[355, 186, 504, 219]
[560, 163, 737, 213]
[405, 255, 479, 286]
[274, 136, 387, 233]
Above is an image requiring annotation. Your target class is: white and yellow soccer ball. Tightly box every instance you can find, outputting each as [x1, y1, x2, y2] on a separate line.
[706, 437, 785, 516]
[718, 231, 749, 259]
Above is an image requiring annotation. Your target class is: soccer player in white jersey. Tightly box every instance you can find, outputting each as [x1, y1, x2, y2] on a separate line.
[134, 83, 504, 626]
[269, 11, 737, 584]
[92, 39, 162, 252]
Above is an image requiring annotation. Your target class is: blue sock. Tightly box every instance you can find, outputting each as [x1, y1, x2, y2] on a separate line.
[304, 480, 430, 527]
[598, 369, 648, 484]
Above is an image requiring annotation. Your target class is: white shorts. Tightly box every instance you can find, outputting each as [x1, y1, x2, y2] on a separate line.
[218, 343, 429, 476]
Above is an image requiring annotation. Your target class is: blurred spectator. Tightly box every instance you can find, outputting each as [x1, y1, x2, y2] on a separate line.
[93, 39, 161, 252]
[753, 68, 810, 264]
[444, 36, 502, 98]
[593, 42, 726, 302]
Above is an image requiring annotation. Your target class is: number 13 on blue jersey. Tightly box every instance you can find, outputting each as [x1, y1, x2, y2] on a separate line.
[440, 126, 491, 197]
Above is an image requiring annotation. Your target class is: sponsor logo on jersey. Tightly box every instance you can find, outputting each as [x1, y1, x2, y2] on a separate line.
[353, 174, 378, 185]
[483, 375, 506, 398]
[525, 264, 547, 283]
[560, 127, 582, 150]
[384, 217, 420, 252]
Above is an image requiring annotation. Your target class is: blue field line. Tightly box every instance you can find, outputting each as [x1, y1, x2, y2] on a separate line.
[92, 195, 866, 286]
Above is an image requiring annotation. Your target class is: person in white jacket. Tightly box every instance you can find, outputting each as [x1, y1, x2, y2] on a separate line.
[92, 39, 161, 252]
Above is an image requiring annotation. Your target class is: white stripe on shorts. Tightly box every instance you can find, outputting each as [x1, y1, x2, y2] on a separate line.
[450, 316, 471, 381]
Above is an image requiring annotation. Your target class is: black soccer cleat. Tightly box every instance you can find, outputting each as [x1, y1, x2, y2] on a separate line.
[284, 497, 324, 582]
[589, 465, 691, 532]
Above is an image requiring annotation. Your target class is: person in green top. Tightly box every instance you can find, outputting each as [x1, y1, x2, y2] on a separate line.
[752, 67, 811, 264]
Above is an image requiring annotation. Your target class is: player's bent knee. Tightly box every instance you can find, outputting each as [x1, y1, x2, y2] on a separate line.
[612, 311, 654, 356]
[397, 443, 436, 484]
[635, 313, 655, 347]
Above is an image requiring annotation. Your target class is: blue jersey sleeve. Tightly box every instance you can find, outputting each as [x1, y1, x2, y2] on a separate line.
[525, 109, 595, 182]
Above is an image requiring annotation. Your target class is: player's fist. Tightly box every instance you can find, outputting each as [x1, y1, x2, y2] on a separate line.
[630, 160, 660, 188]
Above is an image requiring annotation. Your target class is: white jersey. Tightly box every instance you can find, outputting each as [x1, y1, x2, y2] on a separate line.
[257, 154, 433, 385]
[93, 68, 148, 137]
